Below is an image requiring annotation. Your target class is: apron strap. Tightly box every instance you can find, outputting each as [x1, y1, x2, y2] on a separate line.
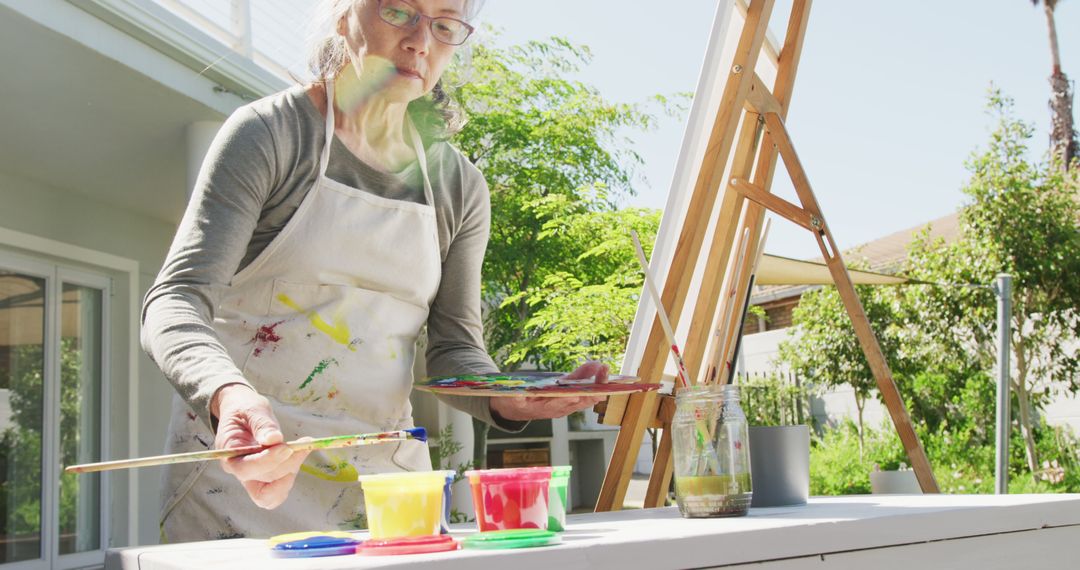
[322, 79, 436, 207]
[320, 80, 336, 177]
[406, 120, 436, 208]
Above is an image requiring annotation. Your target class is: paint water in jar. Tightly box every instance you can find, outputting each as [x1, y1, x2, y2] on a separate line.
[672, 384, 752, 517]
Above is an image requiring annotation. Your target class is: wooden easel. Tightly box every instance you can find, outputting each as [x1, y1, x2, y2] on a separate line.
[595, 0, 940, 512]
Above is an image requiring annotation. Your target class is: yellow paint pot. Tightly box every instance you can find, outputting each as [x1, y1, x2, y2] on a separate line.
[358, 471, 451, 539]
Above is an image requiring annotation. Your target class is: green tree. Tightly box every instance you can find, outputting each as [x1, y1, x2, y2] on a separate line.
[779, 90, 1080, 484]
[778, 280, 911, 452]
[905, 91, 1080, 475]
[450, 36, 665, 371]
[508, 207, 661, 371]
[445, 36, 676, 461]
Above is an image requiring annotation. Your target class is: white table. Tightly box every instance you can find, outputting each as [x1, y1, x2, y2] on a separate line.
[107, 494, 1080, 570]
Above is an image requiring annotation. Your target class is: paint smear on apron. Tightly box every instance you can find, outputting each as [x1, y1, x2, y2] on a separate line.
[251, 320, 285, 356]
[301, 451, 360, 483]
[277, 293, 356, 350]
[299, 357, 339, 389]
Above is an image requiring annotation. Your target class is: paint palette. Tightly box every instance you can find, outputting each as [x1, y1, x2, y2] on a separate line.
[415, 371, 660, 398]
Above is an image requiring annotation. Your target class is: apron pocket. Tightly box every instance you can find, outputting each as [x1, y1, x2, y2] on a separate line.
[238, 279, 424, 421]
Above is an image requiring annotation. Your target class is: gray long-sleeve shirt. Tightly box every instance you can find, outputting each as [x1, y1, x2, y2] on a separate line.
[141, 84, 515, 431]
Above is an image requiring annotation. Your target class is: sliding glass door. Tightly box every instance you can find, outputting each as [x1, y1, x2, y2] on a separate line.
[0, 254, 108, 570]
[0, 266, 47, 567]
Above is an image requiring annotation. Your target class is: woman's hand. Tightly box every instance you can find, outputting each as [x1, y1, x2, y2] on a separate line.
[489, 361, 610, 421]
[210, 384, 310, 509]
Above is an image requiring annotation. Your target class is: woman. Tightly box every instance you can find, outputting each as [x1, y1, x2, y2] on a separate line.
[142, 0, 607, 542]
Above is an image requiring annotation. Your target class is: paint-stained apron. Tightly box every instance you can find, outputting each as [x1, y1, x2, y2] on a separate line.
[159, 80, 442, 542]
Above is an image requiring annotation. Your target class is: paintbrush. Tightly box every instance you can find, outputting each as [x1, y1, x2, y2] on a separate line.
[65, 427, 427, 474]
[630, 230, 721, 475]
[706, 228, 752, 385]
[631, 230, 692, 389]
[726, 220, 772, 380]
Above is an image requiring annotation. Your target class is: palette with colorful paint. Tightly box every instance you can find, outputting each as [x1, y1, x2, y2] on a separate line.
[415, 371, 660, 397]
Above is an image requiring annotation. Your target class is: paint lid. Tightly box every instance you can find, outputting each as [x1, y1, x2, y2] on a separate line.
[356, 534, 459, 556]
[270, 534, 361, 558]
[551, 465, 572, 479]
[462, 529, 561, 550]
[267, 531, 356, 546]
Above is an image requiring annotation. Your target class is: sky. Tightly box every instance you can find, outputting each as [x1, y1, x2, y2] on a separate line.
[475, 1, 1080, 260]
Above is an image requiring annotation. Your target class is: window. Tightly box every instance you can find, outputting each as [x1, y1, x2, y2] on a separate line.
[0, 253, 109, 570]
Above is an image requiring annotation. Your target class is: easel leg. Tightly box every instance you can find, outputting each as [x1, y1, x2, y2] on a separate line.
[762, 112, 940, 493]
[644, 426, 674, 508]
[596, 391, 659, 512]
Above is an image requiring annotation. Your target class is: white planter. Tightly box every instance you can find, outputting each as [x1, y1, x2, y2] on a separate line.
[870, 469, 922, 494]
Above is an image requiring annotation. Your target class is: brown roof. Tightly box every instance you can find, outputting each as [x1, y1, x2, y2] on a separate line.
[752, 212, 960, 302]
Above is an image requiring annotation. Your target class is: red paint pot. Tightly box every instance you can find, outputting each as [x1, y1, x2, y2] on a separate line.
[465, 467, 553, 531]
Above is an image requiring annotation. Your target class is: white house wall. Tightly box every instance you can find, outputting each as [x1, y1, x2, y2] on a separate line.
[0, 168, 179, 548]
[0, 0, 270, 550]
[1033, 336, 1080, 434]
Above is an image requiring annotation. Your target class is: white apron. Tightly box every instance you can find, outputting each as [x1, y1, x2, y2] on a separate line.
[160, 80, 442, 542]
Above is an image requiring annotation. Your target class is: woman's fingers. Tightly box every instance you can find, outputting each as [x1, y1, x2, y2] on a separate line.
[542, 396, 604, 418]
[228, 445, 311, 507]
[564, 360, 610, 382]
[555, 396, 606, 414]
[241, 470, 300, 510]
[222, 443, 292, 481]
[247, 411, 285, 447]
[493, 395, 607, 421]
[489, 362, 612, 421]
[212, 386, 311, 507]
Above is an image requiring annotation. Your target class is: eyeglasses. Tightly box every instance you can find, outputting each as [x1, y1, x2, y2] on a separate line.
[377, 0, 475, 46]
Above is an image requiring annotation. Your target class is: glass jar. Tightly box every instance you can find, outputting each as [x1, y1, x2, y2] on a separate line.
[671, 384, 752, 517]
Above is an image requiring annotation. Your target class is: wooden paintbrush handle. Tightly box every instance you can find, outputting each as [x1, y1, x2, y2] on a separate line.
[65, 428, 422, 474]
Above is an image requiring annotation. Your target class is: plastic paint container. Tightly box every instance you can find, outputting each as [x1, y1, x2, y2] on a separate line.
[356, 534, 460, 556]
[462, 528, 561, 550]
[440, 471, 454, 534]
[357, 470, 451, 539]
[547, 466, 572, 532]
[465, 467, 553, 531]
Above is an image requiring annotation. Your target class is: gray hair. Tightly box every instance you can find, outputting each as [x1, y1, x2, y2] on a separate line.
[307, 0, 484, 140]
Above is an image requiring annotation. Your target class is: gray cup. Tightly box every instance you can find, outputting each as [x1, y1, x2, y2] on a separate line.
[748, 425, 810, 507]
